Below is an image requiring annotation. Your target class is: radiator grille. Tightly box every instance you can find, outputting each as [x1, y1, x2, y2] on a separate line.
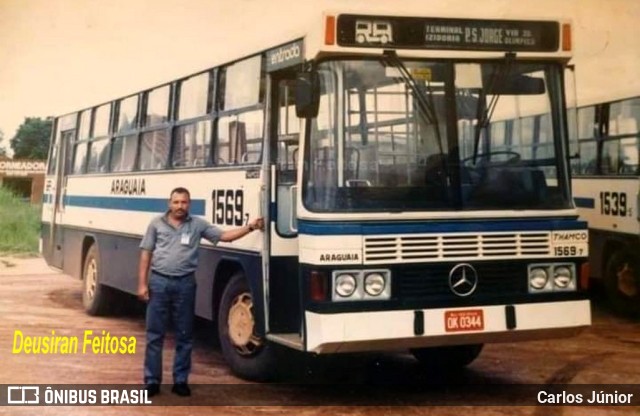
[364, 232, 550, 264]
[394, 262, 528, 300]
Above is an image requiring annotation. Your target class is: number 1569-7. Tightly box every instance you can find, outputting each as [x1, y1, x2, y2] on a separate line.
[554, 246, 583, 256]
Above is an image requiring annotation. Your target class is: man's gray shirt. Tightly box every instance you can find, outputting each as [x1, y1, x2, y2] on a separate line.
[140, 213, 223, 276]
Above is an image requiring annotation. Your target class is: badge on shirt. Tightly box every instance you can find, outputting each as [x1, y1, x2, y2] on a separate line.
[181, 232, 191, 246]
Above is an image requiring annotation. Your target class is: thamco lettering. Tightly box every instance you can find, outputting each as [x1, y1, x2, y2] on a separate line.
[270, 44, 301, 66]
[554, 231, 588, 241]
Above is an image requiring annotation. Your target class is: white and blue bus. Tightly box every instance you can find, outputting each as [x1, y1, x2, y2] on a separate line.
[41, 12, 591, 380]
[568, 95, 639, 316]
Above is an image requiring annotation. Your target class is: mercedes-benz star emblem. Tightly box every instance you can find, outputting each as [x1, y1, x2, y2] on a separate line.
[448, 263, 478, 297]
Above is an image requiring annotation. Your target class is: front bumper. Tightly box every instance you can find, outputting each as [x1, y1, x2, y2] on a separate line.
[305, 299, 591, 353]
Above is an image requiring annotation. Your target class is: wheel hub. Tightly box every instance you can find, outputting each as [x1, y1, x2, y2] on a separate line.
[617, 262, 638, 298]
[85, 259, 97, 300]
[227, 292, 262, 355]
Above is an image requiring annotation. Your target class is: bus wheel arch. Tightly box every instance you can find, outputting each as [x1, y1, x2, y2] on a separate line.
[81, 239, 113, 316]
[81, 236, 95, 274]
[601, 240, 622, 278]
[604, 246, 639, 317]
[217, 271, 278, 381]
[212, 260, 244, 328]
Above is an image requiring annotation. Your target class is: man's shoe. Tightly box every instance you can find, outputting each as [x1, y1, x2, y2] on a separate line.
[145, 383, 160, 398]
[171, 383, 191, 397]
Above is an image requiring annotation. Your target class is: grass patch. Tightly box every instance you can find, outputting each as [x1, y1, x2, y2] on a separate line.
[0, 187, 41, 255]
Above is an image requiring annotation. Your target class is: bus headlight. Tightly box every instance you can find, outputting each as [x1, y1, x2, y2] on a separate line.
[528, 263, 577, 293]
[331, 269, 391, 301]
[364, 272, 386, 296]
[335, 273, 357, 298]
[529, 267, 548, 291]
[553, 265, 574, 289]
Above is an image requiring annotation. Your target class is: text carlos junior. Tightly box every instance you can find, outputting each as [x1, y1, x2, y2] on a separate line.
[538, 390, 634, 405]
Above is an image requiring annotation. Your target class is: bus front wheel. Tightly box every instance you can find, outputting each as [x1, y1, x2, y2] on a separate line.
[604, 249, 639, 317]
[82, 244, 113, 316]
[410, 344, 483, 370]
[218, 273, 278, 381]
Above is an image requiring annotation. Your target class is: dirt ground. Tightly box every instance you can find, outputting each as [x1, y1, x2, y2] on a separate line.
[0, 256, 638, 415]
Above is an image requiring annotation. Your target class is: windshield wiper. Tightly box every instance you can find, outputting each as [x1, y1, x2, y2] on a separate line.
[471, 54, 515, 164]
[382, 50, 446, 160]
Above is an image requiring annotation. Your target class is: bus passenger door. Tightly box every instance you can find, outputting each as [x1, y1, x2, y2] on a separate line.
[48, 128, 74, 269]
[265, 73, 303, 346]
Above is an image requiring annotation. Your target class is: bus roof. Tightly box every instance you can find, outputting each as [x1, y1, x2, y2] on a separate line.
[53, 10, 574, 120]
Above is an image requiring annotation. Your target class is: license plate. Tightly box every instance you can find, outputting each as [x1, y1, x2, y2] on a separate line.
[445, 309, 484, 332]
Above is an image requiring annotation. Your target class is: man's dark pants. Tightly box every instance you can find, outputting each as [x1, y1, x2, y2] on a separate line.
[144, 271, 196, 385]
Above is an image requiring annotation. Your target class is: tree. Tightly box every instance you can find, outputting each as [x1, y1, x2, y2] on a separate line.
[10, 117, 53, 160]
[0, 129, 6, 158]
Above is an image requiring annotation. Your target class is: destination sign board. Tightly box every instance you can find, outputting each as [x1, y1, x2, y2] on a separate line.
[337, 15, 560, 52]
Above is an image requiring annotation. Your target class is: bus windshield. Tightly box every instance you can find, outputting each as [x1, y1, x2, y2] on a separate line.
[303, 58, 572, 213]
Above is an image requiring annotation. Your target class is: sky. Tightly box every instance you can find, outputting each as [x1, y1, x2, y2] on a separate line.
[1, 0, 639, 155]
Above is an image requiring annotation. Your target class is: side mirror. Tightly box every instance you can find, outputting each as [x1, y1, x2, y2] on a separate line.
[295, 72, 320, 118]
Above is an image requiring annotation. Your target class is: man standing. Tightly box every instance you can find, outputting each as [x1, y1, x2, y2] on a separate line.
[138, 187, 263, 397]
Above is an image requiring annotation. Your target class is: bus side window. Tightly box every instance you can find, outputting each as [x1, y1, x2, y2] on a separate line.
[215, 55, 265, 166]
[72, 142, 88, 174]
[579, 140, 597, 175]
[86, 138, 110, 173]
[110, 134, 137, 172]
[172, 120, 212, 168]
[610, 98, 639, 174]
[601, 140, 617, 175]
[229, 120, 247, 164]
[216, 111, 263, 165]
[139, 129, 170, 170]
[619, 137, 639, 174]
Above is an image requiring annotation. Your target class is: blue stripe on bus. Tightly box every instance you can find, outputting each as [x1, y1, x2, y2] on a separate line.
[298, 218, 587, 235]
[63, 195, 206, 215]
[573, 197, 595, 209]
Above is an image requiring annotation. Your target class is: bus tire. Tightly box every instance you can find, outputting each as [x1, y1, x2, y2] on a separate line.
[604, 249, 639, 317]
[410, 344, 483, 370]
[82, 244, 113, 316]
[218, 272, 278, 381]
